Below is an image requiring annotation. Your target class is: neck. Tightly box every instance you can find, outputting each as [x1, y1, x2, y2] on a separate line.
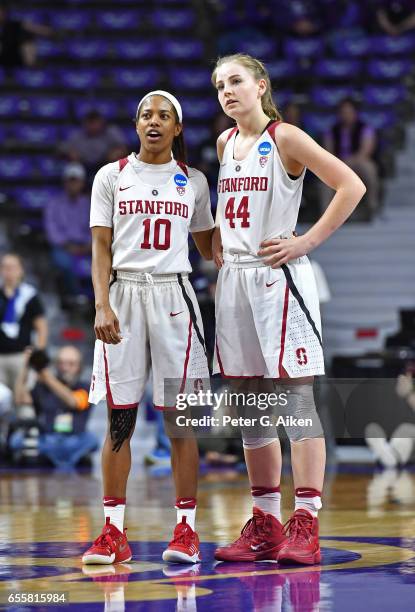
[236, 109, 271, 138]
[4, 281, 19, 293]
[137, 149, 173, 165]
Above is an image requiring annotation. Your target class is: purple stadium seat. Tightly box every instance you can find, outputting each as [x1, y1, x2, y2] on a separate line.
[74, 100, 118, 120]
[37, 156, 65, 178]
[363, 84, 406, 106]
[119, 126, 138, 148]
[30, 97, 69, 119]
[97, 11, 140, 29]
[170, 68, 211, 90]
[112, 68, 160, 89]
[302, 113, 337, 135]
[180, 98, 217, 120]
[14, 68, 55, 89]
[67, 39, 108, 60]
[331, 36, 371, 57]
[360, 109, 396, 130]
[284, 38, 324, 59]
[152, 9, 195, 29]
[315, 59, 362, 80]
[12, 124, 58, 145]
[10, 9, 45, 23]
[0, 156, 32, 179]
[0, 68, 4, 85]
[371, 35, 415, 55]
[37, 39, 62, 58]
[58, 68, 101, 90]
[14, 187, 61, 210]
[114, 40, 159, 60]
[367, 58, 412, 80]
[311, 86, 355, 107]
[0, 125, 7, 142]
[267, 60, 298, 80]
[238, 38, 277, 60]
[49, 11, 91, 30]
[274, 90, 293, 108]
[183, 126, 210, 148]
[0, 95, 20, 117]
[161, 40, 203, 60]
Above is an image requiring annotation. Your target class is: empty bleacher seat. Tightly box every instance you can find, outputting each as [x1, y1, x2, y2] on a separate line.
[234, 38, 276, 60]
[97, 11, 141, 30]
[114, 40, 159, 60]
[37, 39, 63, 58]
[311, 86, 356, 107]
[303, 113, 337, 135]
[14, 69, 55, 89]
[49, 11, 91, 30]
[183, 126, 210, 148]
[152, 9, 194, 29]
[267, 60, 298, 80]
[67, 39, 108, 60]
[273, 90, 293, 108]
[315, 58, 362, 80]
[367, 58, 412, 80]
[0, 95, 21, 118]
[30, 97, 69, 119]
[170, 68, 211, 90]
[360, 109, 396, 130]
[12, 124, 58, 145]
[371, 34, 415, 56]
[74, 100, 118, 120]
[363, 84, 406, 106]
[331, 36, 371, 57]
[0, 156, 32, 179]
[14, 186, 60, 209]
[284, 37, 324, 59]
[112, 68, 160, 89]
[180, 98, 217, 120]
[37, 156, 65, 178]
[57, 68, 101, 90]
[161, 40, 203, 60]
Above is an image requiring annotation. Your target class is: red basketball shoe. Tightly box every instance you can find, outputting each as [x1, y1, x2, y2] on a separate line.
[277, 509, 321, 565]
[214, 507, 286, 562]
[162, 517, 202, 564]
[82, 517, 132, 564]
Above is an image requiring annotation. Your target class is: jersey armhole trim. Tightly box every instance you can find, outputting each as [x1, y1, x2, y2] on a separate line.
[268, 121, 304, 181]
[119, 157, 129, 172]
[177, 161, 189, 177]
[226, 126, 238, 142]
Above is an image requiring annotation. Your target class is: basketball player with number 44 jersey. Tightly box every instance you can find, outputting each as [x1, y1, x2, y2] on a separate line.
[211, 55, 366, 565]
[82, 91, 214, 566]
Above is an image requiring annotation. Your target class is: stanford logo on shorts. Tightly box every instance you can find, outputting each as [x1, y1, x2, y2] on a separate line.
[296, 347, 308, 366]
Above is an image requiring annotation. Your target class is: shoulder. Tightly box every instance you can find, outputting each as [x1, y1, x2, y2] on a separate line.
[93, 160, 124, 190]
[187, 166, 209, 195]
[271, 122, 315, 154]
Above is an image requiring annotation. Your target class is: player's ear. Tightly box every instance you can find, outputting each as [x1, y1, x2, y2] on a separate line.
[257, 78, 267, 98]
[174, 123, 182, 138]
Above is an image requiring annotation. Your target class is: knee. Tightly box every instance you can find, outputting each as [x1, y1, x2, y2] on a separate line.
[109, 407, 137, 452]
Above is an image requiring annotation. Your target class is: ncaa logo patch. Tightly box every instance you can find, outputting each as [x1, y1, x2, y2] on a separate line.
[174, 173, 187, 196]
[258, 141, 272, 167]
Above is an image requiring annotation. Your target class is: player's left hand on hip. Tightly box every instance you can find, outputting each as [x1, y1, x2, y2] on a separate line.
[258, 236, 307, 268]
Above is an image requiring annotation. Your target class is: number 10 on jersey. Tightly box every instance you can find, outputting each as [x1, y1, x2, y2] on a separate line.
[140, 218, 171, 250]
[225, 196, 250, 228]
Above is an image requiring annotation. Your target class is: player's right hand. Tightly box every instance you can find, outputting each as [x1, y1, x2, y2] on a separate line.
[94, 305, 122, 344]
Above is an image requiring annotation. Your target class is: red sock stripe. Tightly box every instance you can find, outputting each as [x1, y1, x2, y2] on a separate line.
[175, 497, 197, 509]
[103, 496, 126, 507]
[295, 488, 321, 498]
[251, 486, 281, 496]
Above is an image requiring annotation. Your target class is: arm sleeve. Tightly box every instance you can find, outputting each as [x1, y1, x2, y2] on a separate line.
[90, 164, 116, 228]
[27, 294, 45, 319]
[189, 170, 215, 233]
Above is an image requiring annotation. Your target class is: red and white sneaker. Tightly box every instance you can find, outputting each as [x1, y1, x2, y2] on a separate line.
[162, 517, 202, 564]
[82, 517, 132, 565]
[277, 509, 321, 565]
[214, 507, 286, 562]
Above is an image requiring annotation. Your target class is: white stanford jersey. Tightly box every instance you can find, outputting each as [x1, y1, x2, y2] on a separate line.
[217, 121, 305, 257]
[90, 154, 214, 273]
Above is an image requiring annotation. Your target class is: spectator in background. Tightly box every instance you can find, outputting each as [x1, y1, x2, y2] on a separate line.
[376, 0, 415, 36]
[0, 1, 53, 70]
[13, 345, 98, 469]
[44, 163, 91, 308]
[323, 98, 379, 219]
[0, 253, 47, 390]
[60, 110, 127, 175]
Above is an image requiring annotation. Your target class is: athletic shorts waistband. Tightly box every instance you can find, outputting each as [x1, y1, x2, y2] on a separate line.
[223, 252, 267, 268]
[115, 271, 188, 284]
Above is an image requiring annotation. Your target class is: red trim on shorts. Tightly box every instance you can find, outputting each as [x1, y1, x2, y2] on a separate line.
[154, 404, 176, 411]
[118, 157, 129, 171]
[226, 126, 238, 142]
[215, 339, 264, 379]
[177, 161, 189, 177]
[179, 318, 193, 394]
[278, 282, 290, 378]
[103, 345, 138, 410]
[267, 120, 282, 142]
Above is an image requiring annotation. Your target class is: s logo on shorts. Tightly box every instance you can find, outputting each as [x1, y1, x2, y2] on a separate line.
[174, 173, 187, 196]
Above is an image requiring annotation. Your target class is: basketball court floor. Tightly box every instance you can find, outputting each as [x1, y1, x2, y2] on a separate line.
[1, 464, 414, 611]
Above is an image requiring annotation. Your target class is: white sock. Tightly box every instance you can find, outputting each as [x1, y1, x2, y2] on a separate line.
[175, 497, 197, 531]
[294, 488, 322, 517]
[103, 497, 126, 533]
[251, 487, 281, 522]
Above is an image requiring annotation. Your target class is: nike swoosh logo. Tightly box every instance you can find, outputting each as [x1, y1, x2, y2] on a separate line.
[266, 280, 278, 287]
[170, 311, 184, 317]
[250, 542, 267, 551]
[119, 185, 133, 191]
[118, 543, 127, 552]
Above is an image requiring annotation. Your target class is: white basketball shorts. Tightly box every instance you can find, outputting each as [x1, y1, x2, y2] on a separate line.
[89, 271, 210, 409]
[213, 254, 325, 378]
